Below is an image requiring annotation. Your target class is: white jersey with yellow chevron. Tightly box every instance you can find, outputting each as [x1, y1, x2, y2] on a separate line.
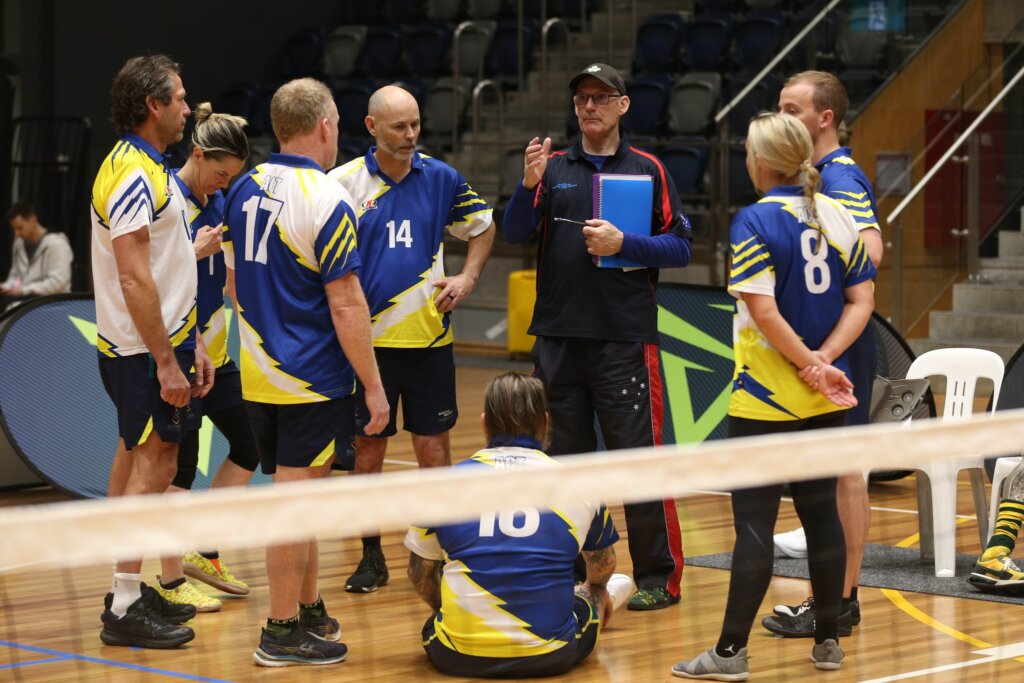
[404, 438, 619, 659]
[223, 152, 361, 405]
[817, 146, 880, 234]
[328, 148, 492, 348]
[727, 187, 876, 421]
[90, 133, 197, 357]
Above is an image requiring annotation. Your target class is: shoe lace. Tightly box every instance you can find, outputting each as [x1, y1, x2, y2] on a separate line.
[1003, 556, 1023, 573]
[356, 553, 384, 574]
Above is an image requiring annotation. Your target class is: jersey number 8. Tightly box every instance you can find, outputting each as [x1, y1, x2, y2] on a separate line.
[800, 228, 830, 294]
[479, 508, 540, 538]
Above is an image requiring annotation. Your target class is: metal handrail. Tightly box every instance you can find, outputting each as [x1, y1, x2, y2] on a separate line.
[887, 63, 1024, 225]
[540, 17, 572, 136]
[715, 0, 841, 125]
[470, 79, 504, 180]
[451, 21, 491, 152]
[887, 62, 1024, 331]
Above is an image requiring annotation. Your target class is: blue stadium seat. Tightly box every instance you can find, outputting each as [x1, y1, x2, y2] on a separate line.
[729, 144, 757, 205]
[658, 145, 707, 195]
[285, 28, 325, 79]
[213, 82, 261, 121]
[333, 80, 376, 137]
[488, 19, 535, 77]
[358, 26, 405, 79]
[324, 26, 368, 80]
[684, 17, 731, 71]
[454, 20, 496, 78]
[734, 16, 785, 71]
[724, 72, 780, 137]
[634, 13, 686, 74]
[383, 0, 425, 23]
[405, 23, 453, 78]
[393, 77, 429, 106]
[623, 74, 671, 137]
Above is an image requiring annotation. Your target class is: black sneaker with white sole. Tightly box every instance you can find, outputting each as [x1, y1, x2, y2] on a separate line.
[772, 597, 860, 626]
[100, 597, 195, 649]
[345, 548, 389, 593]
[104, 584, 196, 625]
[762, 605, 853, 638]
[253, 627, 347, 667]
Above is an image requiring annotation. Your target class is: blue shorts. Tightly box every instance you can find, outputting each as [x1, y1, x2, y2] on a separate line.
[422, 595, 599, 678]
[246, 397, 354, 475]
[98, 349, 200, 450]
[355, 345, 457, 438]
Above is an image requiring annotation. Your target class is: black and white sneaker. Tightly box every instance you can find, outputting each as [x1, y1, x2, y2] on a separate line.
[100, 597, 195, 649]
[762, 605, 853, 638]
[344, 548, 389, 593]
[773, 597, 860, 625]
[253, 627, 347, 667]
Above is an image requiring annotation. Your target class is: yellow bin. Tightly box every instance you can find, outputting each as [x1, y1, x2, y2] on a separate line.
[507, 269, 537, 355]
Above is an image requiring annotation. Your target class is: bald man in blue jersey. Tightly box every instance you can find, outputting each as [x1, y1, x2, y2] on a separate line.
[764, 71, 884, 638]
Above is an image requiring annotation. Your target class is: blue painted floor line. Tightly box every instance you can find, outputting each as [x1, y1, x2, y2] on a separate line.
[0, 640, 235, 682]
[0, 656, 71, 669]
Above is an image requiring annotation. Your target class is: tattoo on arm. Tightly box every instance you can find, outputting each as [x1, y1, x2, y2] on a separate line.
[582, 545, 616, 585]
[408, 553, 443, 612]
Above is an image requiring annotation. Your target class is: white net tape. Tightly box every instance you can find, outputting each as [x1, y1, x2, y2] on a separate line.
[2, 409, 1023, 570]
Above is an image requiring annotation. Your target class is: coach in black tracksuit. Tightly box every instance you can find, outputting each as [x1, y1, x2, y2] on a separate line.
[503, 63, 693, 611]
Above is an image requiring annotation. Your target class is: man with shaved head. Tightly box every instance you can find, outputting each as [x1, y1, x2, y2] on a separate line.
[329, 85, 495, 593]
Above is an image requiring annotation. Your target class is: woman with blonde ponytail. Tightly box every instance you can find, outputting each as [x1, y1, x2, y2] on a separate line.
[672, 112, 875, 681]
[149, 103, 259, 613]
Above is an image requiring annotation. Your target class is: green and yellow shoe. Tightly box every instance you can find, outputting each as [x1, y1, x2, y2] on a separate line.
[967, 554, 1024, 594]
[183, 551, 250, 596]
[627, 586, 680, 611]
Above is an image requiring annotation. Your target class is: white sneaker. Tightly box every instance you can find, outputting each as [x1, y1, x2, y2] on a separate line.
[774, 527, 808, 559]
[607, 574, 636, 612]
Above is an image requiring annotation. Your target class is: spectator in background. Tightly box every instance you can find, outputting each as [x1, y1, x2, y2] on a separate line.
[2, 201, 73, 304]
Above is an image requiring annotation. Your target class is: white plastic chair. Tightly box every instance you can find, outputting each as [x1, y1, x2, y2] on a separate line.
[988, 456, 1023, 534]
[901, 348, 1004, 577]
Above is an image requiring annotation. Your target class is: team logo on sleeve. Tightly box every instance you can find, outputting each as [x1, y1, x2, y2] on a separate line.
[361, 199, 378, 211]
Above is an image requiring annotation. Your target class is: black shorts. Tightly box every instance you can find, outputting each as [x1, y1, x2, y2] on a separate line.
[201, 360, 244, 415]
[355, 345, 457, 438]
[422, 595, 599, 678]
[99, 349, 200, 450]
[246, 397, 354, 475]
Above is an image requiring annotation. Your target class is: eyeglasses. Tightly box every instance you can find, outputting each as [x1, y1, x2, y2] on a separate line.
[572, 93, 621, 107]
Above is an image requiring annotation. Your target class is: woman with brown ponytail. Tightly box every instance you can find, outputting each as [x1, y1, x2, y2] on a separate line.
[672, 112, 875, 681]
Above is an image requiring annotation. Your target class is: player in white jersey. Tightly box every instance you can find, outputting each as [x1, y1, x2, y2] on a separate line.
[91, 54, 209, 649]
[328, 85, 494, 594]
[222, 78, 388, 668]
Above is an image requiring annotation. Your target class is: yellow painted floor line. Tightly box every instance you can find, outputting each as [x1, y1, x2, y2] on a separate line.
[881, 518, 1024, 665]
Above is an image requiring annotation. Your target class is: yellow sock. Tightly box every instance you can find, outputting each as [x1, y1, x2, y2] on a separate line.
[982, 499, 1024, 561]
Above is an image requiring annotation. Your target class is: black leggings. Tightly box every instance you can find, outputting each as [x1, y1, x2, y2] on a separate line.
[172, 401, 260, 489]
[718, 412, 847, 651]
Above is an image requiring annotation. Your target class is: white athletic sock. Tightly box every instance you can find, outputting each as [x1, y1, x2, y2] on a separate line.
[111, 572, 142, 618]
[608, 573, 636, 612]
[110, 562, 118, 593]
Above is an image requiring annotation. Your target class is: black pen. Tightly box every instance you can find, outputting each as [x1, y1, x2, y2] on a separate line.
[553, 217, 588, 226]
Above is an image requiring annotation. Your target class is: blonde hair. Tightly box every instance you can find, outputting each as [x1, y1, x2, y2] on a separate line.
[190, 102, 249, 161]
[748, 112, 824, 251]
[270, 78, 333, 143]
[483, 373, 548, 441]
[783, 70, 849, 131]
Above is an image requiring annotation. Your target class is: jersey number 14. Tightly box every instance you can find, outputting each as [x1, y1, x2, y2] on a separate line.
[387, 219, 413, 248]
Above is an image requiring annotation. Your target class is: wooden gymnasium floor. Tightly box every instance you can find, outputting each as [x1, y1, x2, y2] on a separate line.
[1, 364, 1022, 682]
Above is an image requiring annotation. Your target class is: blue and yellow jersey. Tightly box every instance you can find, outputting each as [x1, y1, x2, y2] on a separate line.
[404, 439, 619, 659]
[817, 147, 880, 235]
[90, 133, 197, 357]
[328, 149, 492, 348]
[727, 187, 876, 421]
[223, 153, 361, 404]
[173, 172, 232, 368]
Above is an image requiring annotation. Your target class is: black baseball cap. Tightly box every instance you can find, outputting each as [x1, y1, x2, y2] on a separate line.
[568, 63, 627, 95]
